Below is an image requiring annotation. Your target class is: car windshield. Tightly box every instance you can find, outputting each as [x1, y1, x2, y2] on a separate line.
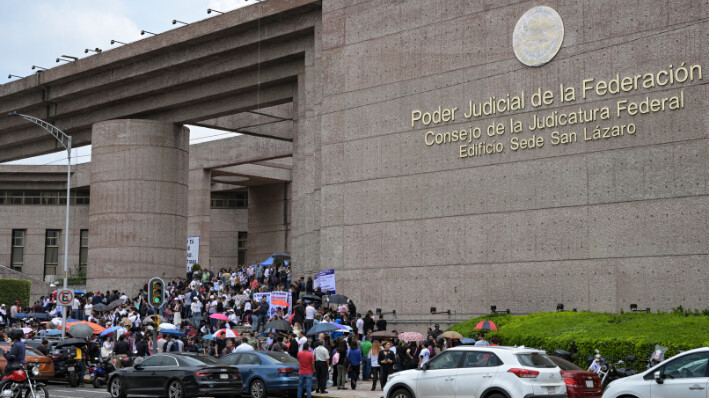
[516, 353, 557, 368]
[264, 353, 299, 364]
[179, 355, 225, 366]
[549, 356, 583, 371]
[25, 347, 44, 356]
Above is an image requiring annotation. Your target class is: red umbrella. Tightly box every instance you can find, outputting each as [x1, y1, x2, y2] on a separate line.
[474, 320, 498, 331]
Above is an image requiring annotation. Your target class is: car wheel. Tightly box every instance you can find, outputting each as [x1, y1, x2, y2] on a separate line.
[250, 379, 266, 398]
[486, 393, 506, 398]
[391, 388, 412, 398]
[167, 380, 185, 398]
[109, 377, 127, 398]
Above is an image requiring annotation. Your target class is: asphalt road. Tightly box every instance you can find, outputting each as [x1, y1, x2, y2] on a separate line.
[45, 382, 285, 398]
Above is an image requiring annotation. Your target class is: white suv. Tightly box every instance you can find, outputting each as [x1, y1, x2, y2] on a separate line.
[382, 346, 566, 398]
[603, 346, 709, 398]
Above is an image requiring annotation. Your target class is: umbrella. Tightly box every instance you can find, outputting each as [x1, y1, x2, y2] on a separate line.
[213, 329, 240, 338]
[398, 332, 425, 342]
[300, 294, 321, 302]
[60, 321, 105, 334]
[160, 329, 183, 336]
[440, 331, 464, 339]
[334, 323, 352, 331]
[106, 300, 123, 311]
[259, 257, 290, 267]
[22, 327, 33, 334]
[271, 300, 290, 307]
[92, 304, 108, 312]
[26, 313, 49, 320]
[68, 323, 95, 338]
[203, 334, 215, 341]
[370, 330, 397, 339]
[272, 252, 291, 261]
[46, 329, 63, 337]
[100, 326, 122, 337]
[142, 316, 156, 325]
[305, 323, 341, 336]
[159, 323, 177, 330]
[56, 338, 88, 348]
[15, 313, 29, 319]
[264, 319, 292, 332]
[210, 313, 229, 321]
[474, 320, 498, 331]
[50, 317, 63, 326]
[325, 294, 349, 305]
[460, 338, 476, 345]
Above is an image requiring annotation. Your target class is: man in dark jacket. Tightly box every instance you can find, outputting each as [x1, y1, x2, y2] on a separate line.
[293, 300, 306, 328]
[4, 331, 26, 372]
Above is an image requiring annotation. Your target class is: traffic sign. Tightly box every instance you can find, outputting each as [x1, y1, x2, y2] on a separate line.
[57, 289, 74, 306]
[148, 277, 165, 309]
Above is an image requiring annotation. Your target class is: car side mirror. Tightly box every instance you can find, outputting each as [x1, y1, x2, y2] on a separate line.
[654, 371, 664, 384]
[133, 364, 144, 370]
[422, 362, 429, 371]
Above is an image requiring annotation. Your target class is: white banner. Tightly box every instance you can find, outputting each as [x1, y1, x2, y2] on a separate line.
[253, 291, 293, 319]
[314, 268, 336, 294]
[187, 236, 200, 272]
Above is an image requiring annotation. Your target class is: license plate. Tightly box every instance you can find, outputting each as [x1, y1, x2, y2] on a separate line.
[220, 374, 228, 379]
[67, 367, 75, 371]
[585, 380, 594, 388]
[543, 386, 555, 394]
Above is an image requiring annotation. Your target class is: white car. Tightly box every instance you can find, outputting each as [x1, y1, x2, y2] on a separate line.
[382, 345, 566, 398]
[603, 346, 709, 398]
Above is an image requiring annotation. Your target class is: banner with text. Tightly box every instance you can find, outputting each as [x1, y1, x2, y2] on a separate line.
[187, 236, 200, 272]
[253, 291, 292, 319]
[314, 269, 336, 294]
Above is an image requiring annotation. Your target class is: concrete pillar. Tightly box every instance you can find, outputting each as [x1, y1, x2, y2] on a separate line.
[187, 169, 211, 269]
[247, 182, 290, 264]
[87, 120, 189, 294]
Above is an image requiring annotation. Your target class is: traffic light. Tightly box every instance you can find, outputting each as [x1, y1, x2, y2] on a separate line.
[149, 277, 165, 308]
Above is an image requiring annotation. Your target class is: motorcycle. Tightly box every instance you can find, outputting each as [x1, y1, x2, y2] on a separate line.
[89, 357, 115, 388]
[648, 345, 668, 368]
[0, 361, 49, 398]
[50, 346, 80, 387]
[592, 350, 638, 390]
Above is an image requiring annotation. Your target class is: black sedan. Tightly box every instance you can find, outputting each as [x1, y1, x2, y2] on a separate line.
[107, 353, 242, 398]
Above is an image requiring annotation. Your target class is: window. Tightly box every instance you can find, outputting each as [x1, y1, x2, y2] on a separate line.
[11, 230, 25, 272]
[238, 354, 262, 365]
[427, 351, 464, 370]
[661, 352, 709, 379]
[462, 352, 503, 367]
[210, 191, 248, 209]
[139, 356, 164, 367]
[44, 230, 60, 278]
[238, 231, 247, 265]
[79, 230, 89, 274]
[0, 190, 89, 206]
[516, 353, 557, 368]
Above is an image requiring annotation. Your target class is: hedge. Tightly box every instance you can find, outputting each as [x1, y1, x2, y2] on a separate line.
[0, 279, 31, 309]
[448, 311, 709, 370]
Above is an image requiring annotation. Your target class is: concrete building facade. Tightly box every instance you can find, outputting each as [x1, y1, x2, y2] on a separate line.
[0, 0, 706, 321]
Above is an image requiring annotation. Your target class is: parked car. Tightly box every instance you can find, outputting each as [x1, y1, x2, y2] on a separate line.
[221, 351, 317, 398]
[383, 345, 566, 398]
[0, 342, 55, 382]
[602, 346, 709, 398]
[106, 353, 242, 398]
[549, 355, 602, 397]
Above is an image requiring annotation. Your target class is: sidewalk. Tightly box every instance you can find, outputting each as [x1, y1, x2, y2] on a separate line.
[312, 379, 384, 398]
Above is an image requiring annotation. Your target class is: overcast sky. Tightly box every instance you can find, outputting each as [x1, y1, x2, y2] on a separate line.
[1, 0, 257, 165]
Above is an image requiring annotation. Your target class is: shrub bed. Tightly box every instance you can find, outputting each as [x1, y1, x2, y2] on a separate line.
[448, 310, 709, 369]
[0, 279, 31, 309]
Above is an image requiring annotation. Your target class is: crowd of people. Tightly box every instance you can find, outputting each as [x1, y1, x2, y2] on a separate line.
[0, 263, 488, 394]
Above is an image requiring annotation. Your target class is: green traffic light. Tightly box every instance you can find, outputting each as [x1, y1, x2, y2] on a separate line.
[154, 298, 159, 303]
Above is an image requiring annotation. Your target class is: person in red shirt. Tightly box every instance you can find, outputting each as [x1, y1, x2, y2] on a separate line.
[297, 342, 315, 398]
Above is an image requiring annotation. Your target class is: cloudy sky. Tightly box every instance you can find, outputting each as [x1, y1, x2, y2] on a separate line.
[1, 0, 257, 165]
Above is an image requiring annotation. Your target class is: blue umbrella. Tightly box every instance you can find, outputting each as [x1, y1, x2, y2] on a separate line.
[202, 334, 215, 341]
[306, 323, 341, 336]
[100, 326, 122, 337]
[460, 338, 476, 345]
[160, 329, 183, 336]
[15, 313, 28, 318]
[74, 290, 85, 295]
[259, 257, 290, 267]
[46, 329, 63, 336]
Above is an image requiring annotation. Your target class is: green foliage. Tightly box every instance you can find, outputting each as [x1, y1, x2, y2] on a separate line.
[57, 264, 86, 286]
[0, 279, 31, 309]
[191, 263, 201, 272]
[449, 311, 709, 370]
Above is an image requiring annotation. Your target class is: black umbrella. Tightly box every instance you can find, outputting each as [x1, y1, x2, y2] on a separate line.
[56, 338, 88, 348]
[300, 294, 321, 302]
[272, 252, 291, 261]
[92, 304, 107, 312]
[264, 319, 292, 332]
[106, 300, 122, 311]
[326, 294, 349, 305]
[306, 323, 341, 336]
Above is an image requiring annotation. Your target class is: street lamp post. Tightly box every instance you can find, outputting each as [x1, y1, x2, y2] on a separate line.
[10, 112, 72, 339]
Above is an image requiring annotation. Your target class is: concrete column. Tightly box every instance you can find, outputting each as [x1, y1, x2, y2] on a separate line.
[187, 169, 211, 269]
[247, 183, 290, 264]
[87, 120, 189, 294]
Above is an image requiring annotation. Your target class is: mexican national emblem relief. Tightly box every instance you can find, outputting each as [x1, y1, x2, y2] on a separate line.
[513, 6, 564, 67]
